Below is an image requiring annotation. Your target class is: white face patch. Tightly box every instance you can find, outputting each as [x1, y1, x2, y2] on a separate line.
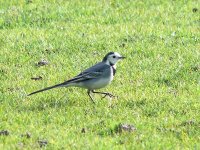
[105, 52, 122, 65]
[113, 52, 122, 58]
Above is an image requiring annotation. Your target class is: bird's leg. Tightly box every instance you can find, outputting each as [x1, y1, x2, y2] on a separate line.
[87, 90, 95, 104]
[91, 90, 115, 98]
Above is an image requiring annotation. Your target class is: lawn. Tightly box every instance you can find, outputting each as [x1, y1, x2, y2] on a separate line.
[0, 0, 199, 149]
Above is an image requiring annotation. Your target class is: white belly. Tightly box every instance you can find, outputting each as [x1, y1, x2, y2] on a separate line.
[89, 76, 112, 89]
[90, 67, 114, 89]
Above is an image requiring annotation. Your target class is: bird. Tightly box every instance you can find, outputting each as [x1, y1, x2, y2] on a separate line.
[28, 52, 125, 104]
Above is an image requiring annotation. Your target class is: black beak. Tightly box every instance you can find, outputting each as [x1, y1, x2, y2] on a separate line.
[119, 56, 126, 59]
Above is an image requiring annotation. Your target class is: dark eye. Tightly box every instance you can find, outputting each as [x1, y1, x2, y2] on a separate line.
[113, 56, 116, 58]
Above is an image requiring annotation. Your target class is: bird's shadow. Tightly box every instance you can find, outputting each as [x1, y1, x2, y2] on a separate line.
[20, 94, 76, 112]
[18, 88, 117, 112]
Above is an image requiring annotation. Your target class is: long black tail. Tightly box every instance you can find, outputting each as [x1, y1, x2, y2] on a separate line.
[28, 82, 66, 96]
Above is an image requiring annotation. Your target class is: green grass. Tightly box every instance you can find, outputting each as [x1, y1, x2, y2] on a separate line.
[0, 0, 199, 149]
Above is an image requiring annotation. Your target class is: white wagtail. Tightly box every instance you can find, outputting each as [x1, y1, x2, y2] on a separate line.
[28, 52, 125, 103]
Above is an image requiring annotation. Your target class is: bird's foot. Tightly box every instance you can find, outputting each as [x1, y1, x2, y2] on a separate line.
[102, 93, 115, 99]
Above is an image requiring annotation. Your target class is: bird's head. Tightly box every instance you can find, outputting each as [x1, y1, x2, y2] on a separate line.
[102, 52, 125, 66]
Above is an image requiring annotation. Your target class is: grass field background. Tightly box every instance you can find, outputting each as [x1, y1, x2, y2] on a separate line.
[0, 0, 199, 149]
